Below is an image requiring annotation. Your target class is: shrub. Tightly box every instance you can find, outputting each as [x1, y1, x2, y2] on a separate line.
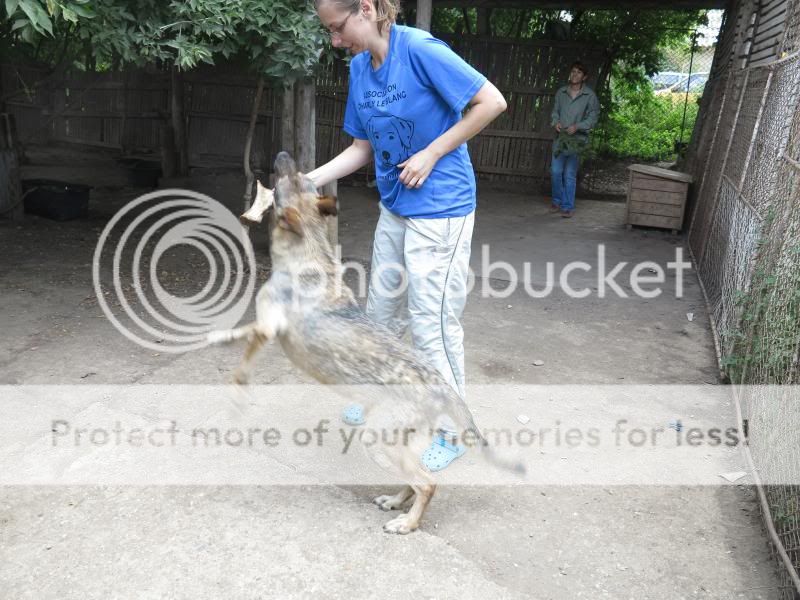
[592, 79, 700, 161]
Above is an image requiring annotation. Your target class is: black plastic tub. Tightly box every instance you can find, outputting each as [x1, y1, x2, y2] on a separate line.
[117, 158, 162, 188]
[22, 179, 91, 221]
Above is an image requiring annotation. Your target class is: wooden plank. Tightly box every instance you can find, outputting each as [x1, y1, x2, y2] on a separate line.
[748, 45, 781, 67]
[629, 187, 687, 205]
[631, 175, 689, 194]
[41, 110, 163, 119]
[755, 7, 787, 29]
[48, 82, 168, 92]
[439, 35, 604, 49]
[627, 163, 692, 182]
[629, 200, 685, 218]
[475, 164, 541, 176]
[628, 212, 683, 230]
[751, 31, 784, 52]
[758, 0, 785, 20]
[752, 19, 786, 43]
[50, 134, 122, 149]
[488, 86, 553, 95]
[751, 36, 783, 55]
[480, 128, 553, 141]
[187, 110, 279, 124]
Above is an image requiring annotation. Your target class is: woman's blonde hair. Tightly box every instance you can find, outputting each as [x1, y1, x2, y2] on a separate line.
[316, 0, 399, 33]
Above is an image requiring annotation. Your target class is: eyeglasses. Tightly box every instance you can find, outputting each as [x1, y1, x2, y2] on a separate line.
[327, 12, 354, 38]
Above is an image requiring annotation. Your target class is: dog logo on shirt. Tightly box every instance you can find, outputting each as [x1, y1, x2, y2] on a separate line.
[366, 115, 414, 169]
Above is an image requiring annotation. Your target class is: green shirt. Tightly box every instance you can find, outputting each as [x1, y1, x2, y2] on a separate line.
[550, 84, 600, 154]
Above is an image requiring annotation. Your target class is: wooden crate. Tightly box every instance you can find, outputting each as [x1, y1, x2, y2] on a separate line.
[626, 164, 693, 234]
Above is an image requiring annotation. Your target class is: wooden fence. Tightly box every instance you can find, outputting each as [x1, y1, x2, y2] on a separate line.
[1, 36, 599, 185]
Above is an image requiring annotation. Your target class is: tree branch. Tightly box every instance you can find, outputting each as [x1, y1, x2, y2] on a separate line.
[242, 76, 265, 213]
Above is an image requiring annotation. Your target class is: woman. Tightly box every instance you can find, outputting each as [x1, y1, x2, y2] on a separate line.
[308, 0, 506, 470]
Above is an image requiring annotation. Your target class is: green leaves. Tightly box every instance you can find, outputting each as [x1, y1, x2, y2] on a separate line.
[3, 0, 327, 82]
[3, 0, 99, 45]
[553, 132, 589, 158]
[17, 0, 52, 35]
[591, 75, 700, 161]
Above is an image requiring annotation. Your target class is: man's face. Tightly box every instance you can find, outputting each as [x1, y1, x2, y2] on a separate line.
[569, 67, 587, 84]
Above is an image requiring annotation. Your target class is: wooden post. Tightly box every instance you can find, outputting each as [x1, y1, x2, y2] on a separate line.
[119, 70, 129, 153]
[416, 0, 432, 32]
[295, 78, 316, 173]
[170, 66, 188, 176]
[281, 81, 296, 156]
[0, 113, 24, 222]
[476, 8, 491, 36]
[160, 123, 177, 178]
[293, 77, 338, 248]
[322, 180, 339, 249]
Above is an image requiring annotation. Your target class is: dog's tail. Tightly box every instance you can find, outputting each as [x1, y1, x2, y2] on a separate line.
[471, 428, 527, 476]
[442, 391, 527, 476]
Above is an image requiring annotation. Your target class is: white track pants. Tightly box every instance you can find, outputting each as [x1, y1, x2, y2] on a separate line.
[366, 203, 475, 401]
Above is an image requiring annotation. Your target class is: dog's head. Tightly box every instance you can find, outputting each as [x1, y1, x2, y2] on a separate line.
[254, 151, 338, 259]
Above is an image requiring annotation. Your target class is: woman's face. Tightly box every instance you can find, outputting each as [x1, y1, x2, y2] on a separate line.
[317, 1, 371, 53]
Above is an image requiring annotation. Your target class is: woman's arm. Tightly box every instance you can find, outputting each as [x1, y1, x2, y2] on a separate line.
[398, 80, 507, 188]
[306, 138, 373, 189]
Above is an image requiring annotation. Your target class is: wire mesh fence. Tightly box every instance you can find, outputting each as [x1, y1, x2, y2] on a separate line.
[655, 43, 716, 148]
[685, 0, 800, 594]
[657, 44, 716, 94]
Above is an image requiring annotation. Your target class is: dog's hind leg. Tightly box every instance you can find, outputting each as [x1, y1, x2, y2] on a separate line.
[383, 469, 436, 534]
[373, 486, 414, 512]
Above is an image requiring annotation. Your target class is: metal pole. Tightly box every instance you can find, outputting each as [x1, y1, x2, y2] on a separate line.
[679, 31, 698, 147]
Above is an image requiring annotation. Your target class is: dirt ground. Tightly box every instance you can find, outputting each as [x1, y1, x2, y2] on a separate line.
[0, 145, 783, 599]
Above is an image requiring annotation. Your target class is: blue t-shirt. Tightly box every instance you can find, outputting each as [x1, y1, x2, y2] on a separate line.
[343, 25, 486, 219]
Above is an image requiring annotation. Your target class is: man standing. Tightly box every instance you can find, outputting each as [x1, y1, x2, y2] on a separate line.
[549, 61, 600, 218]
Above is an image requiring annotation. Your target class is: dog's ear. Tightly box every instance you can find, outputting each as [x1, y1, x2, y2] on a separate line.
[278, 206, 303, 235]
[316, 195, 338, 217]
[395, 117, 414, 146]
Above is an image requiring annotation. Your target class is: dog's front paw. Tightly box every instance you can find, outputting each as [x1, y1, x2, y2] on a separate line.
[231, 368, 250, 386]
[383, 514, 418, 535]
[373, 494, 408, 512]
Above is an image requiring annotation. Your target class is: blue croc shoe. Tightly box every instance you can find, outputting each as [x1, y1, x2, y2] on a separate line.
[341, 403, 365, 426]
[421, 435, 466, 472]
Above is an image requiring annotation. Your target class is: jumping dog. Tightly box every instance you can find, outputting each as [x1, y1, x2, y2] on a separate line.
[210, 151, 524, 534]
